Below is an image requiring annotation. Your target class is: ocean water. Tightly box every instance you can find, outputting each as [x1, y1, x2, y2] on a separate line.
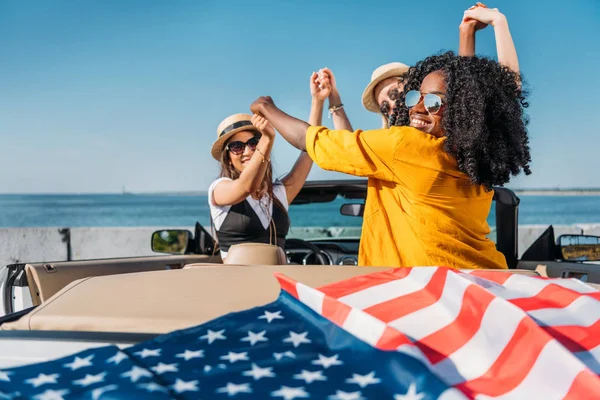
[0, 194, 600, 228]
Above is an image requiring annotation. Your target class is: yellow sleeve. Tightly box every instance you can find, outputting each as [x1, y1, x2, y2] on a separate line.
[305, 125, 399, 182]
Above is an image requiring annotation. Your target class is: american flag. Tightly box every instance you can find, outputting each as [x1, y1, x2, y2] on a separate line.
[0, 267, 598, 399]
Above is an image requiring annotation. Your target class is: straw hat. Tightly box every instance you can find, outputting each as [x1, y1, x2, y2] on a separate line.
[211, 113, 260, 161]
[361, 62, 410, 113]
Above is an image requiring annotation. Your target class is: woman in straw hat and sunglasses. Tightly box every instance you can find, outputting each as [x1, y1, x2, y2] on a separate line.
[208, 71, 330, 260]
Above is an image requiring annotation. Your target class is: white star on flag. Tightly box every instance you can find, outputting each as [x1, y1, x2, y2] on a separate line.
[73, 372, 106, 387]
[293, 369, 327, 384]
[32, 389, 70, 400]
[138, 382, 168, 393]
[106, 351, 128, 365]
[63, 355, 94, 371]
[283, 331, 311, 348]
[220, 351, 249, 363]
[271, 385, 310, 400]
[312, 354, 343, 369]
[200, 329, 227, 344]
[25, 373, 60, 388]
[328, 391, 365, 400]
[121, 366, 153, 383]
[394, 382, 426, 400]
[176, 349, 204, 361]
[345, 371, 381, 388]
[216, 382, 253, 396]
[0, 370, 11, 382]
[243, 363, 276, 380]
[258, 310, 284, 323]
[91, 384, 118, 400]
[171, 378, 199, 393]
[273, 351, 296, 361]
[151, 362, 179, 374]
[134, 348, 161, 359]
[241, 330, 269, 346]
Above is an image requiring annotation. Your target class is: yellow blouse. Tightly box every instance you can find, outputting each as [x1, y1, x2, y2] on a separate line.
[305, 125, 507, 270]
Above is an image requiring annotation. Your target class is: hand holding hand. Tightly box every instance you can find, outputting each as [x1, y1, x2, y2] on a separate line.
[251, 113, 276, 140]
[460, 2, 489, 31]
[310, 69, 332, 102]
[463, 3, 506, 28]
[250, 96, 275, 115]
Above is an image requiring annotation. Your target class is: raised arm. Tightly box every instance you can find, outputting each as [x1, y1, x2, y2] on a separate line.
[280, 72, 327, 203]
[459, 3, 488, 57]
[211, 115, 275, 206]
[322, 68, 353, 131]
[463, 5, 520, 74]
[250, 96, 402, 182]
[251, 96, 310, 151]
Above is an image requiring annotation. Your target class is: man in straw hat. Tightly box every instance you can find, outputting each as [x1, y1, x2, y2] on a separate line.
[315, 62, 409, 131]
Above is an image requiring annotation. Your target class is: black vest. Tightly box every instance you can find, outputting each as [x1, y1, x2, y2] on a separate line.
[216, 199, 289, 253]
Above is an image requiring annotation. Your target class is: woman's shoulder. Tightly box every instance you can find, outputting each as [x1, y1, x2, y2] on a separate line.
[208, 177, 234, 208]
[272, 180, 289, 210]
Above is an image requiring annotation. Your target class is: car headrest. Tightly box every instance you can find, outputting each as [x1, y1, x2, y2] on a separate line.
[224, 243, 287, 265]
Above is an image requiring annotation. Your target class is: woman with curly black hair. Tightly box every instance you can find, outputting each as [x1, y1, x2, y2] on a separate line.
[250, 51, 531, 270]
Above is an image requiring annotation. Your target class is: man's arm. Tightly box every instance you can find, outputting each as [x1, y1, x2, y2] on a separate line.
[322, 68, 353, 131]
[250, 96, 402, 182]
[251, 96, 309, 151]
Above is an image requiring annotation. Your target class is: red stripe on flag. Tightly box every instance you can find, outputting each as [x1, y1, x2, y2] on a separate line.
[457, 317, 551, 397]
[510, 284, 600, 312]
[543, 320, 600, 352]
[363, 268, 448, 323]
[563, 369, 600, 400]
[321, 295, 352, 326]
[274, 273, 299, 299]
[417, 284, 495, 364]
[376, 326, 413, 350]
[467, 270, 514, 285]
[317, 268, 412, 299]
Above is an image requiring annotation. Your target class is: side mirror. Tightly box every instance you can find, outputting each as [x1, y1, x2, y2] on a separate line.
[151, 230, 192, 254]
[340, 203, 364, 217]
[557, 234, 600, 262]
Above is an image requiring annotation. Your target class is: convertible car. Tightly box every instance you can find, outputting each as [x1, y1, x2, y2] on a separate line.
[0, 179, 598, 368]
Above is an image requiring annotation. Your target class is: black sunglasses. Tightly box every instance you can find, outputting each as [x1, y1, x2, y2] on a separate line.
[405, 90, 444, 115]
[226, 135, 261, 155]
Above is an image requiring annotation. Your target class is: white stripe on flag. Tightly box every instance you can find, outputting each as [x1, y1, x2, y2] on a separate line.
[388, 272, 471, 340]
[527, 296, 600, 327]
[493, 275, 598, 301]
[338, 267, 437, 310]
[296, 282, 324, 315]
[432, 298, 524, 385]
[574, 345, 600, 375]
[476, 340, 586, 400]
[342, 308, 387, 346]
[545, 278, 600, 294]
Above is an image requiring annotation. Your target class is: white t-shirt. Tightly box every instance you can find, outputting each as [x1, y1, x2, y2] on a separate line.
[208, 177, 289, 258]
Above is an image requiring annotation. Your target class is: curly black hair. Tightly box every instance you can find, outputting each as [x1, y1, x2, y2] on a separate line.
[390, 51, 532, 190]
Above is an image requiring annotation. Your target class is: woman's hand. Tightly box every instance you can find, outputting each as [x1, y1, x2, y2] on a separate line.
[463, 3, 506, 27]
[310, 69, 332, 102]
[251, 113, 276, 140]
[460, 2, 489, 32]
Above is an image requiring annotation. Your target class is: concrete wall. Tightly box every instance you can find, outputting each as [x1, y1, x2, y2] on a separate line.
[0, 224, 599, 267]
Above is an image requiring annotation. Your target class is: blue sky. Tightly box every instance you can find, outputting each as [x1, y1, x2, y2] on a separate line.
[1, 0, 599, 193]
